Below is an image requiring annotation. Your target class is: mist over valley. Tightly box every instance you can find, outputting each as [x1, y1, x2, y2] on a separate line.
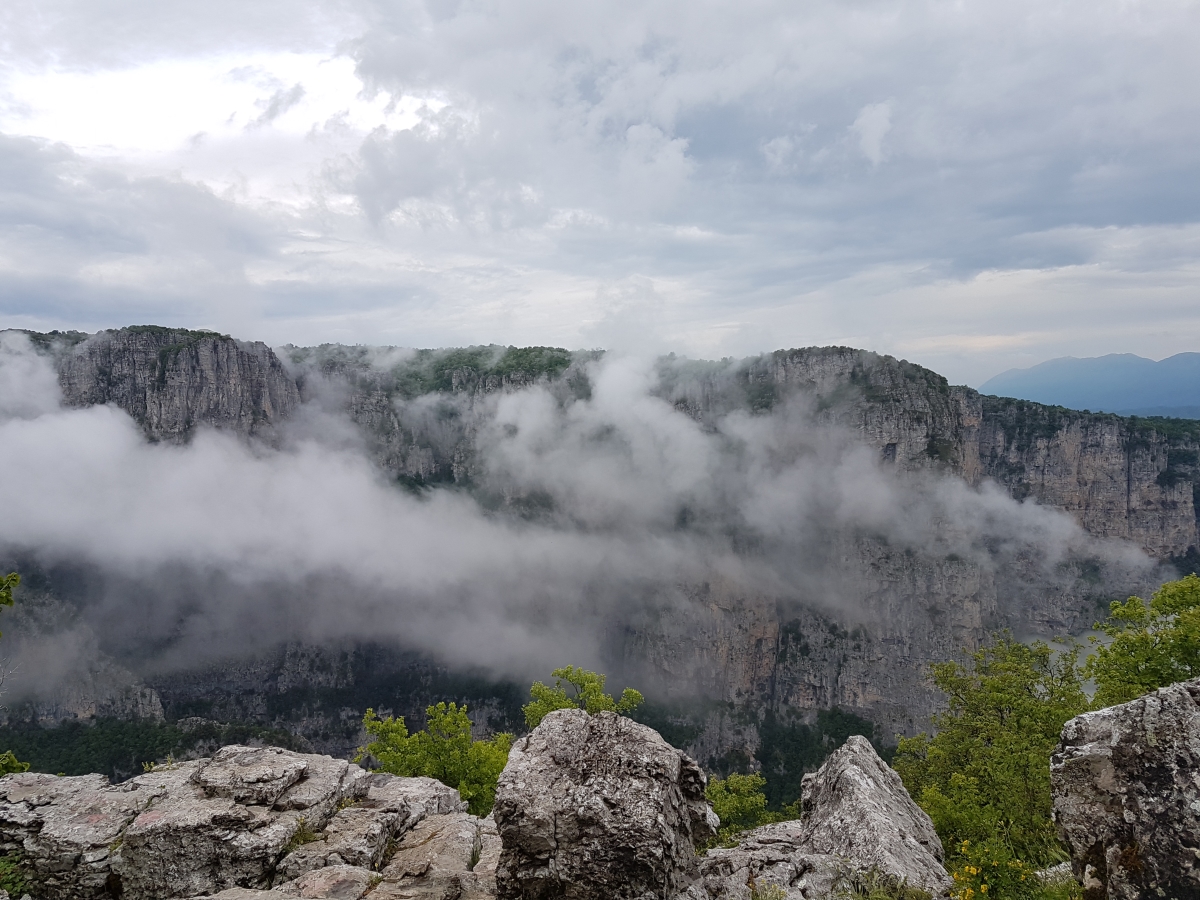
[0, 326, 1194, 785]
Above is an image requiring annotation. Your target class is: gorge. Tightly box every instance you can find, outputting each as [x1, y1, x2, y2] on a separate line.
[0, 326, 1196, 788]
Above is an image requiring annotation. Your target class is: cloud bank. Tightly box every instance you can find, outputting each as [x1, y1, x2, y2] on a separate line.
[0, 334, 1162, 704]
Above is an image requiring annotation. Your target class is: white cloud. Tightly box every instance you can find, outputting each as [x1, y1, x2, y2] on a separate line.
[0, 335, 1162, 689]
[850, 103, 891, 166]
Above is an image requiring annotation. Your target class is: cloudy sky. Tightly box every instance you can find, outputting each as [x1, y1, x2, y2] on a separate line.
[1, 0, 1197, 385]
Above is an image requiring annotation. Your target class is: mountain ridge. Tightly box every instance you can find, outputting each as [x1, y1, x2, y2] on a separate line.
[980, 351, 1200, 418]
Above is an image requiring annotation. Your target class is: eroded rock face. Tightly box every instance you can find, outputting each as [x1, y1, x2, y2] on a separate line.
[0, 772, 143, 899]
[1051, 677, 1200, 899]
[795, 736, 948, 894]
[0, 743, 489, 900]
[493, 708, 717, 900]
[684, 737, 950, 900]
[112, 748, 368, 899]
[56, 327, 299, 442]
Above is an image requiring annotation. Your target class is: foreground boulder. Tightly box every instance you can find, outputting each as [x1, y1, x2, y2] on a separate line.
[492, 708, 718, 900]
[685, 736, 951, 900]
[0, 744, 475, 900]
[1052, 677, 1200, 899]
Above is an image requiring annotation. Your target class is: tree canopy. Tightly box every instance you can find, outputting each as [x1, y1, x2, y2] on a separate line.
[357, 702, 512, 816]
[522, 665, 644, 729]
[0, 572, 18, 640]
[892, 634, 1087, 890]
[703, 772, 791, 848]
[1086, 573, 1200, 706]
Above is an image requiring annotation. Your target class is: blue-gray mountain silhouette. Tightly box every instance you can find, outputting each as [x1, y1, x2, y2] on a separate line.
[980, 353, 1200, 418]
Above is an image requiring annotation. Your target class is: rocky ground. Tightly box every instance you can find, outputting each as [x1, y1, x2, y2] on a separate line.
[3, 679, 1199, 899]
[0, 709, 954, 900]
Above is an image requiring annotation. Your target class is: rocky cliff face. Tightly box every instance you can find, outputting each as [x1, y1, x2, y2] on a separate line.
[53, 326, 299, 442]
[657, 347, 1200, 559]
[290, 343, 1199, 559]
[6, 331, 1196, 781]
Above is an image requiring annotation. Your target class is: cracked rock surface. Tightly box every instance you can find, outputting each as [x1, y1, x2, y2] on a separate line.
[492, 708, 718, 900]
[0, 745, 479, 900]
[681, 737, 950, 900]
[1052, 677, 1200, 900]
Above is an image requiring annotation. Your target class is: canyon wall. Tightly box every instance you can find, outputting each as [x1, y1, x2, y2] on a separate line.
[3, 329, 1195, 768]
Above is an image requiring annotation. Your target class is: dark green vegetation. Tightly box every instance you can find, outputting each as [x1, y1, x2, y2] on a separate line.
[980, 396, 1106, 454]
[1085, 573, 1200, 705]
[19, 329, 89, 351]
[0, 571, 18, 639]
[757, 708, 891, 810]
[0, 572, 29, 777]
[830, 868, 934, 900]
[892, 571, 1200, 899]
[893, 637, 1086, 879]
[357, 666, 641, 815]
[893, 633, 1090, 899]
[157, 648, 530, 752]
[703, 772, 796, 848]
[289, 343, 580, 399]
[0, 851, 30, 897]
[358, 702, 512, 816]
[0, 718, 305, 782]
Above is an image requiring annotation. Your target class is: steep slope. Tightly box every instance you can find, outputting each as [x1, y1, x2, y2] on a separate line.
[1, 331, 1192, 781]
[49, 326, 299, 441]
[292, 344, 1199, 559]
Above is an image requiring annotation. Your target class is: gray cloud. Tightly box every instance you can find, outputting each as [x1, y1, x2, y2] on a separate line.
[0, 335, 1164, 704]
[2, 0, 1200, 381]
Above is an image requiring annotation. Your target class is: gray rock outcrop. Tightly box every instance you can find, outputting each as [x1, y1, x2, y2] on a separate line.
[0, 744, 485, 900]
[492, 708, 718, 900]
[1051, 677, 1200, 899]
[111, 747, 367, 899]
[55, 326, 299, 441]
[684, 736, 950, 900]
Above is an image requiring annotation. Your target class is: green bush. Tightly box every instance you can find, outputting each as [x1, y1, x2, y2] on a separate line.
[357, 702, 512, 816]
[0, 572, 30, 776]
[0, 571, 19, 637]
[0, 851, 30, 896]
[703, 772, 786, 847]
[0, 751, 29, 776]
[522, 666, 643, 729]
[893, 634, 1086, 869]
[1086, 573, 1200, 705]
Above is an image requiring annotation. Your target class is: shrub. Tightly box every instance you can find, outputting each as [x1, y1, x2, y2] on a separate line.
[1086, 573, 1200, 706]
[522, 666, 643, 729]
[893, 634, 1086, 868]
[703, 771, 791, 848]
[357, 702, 512, 816]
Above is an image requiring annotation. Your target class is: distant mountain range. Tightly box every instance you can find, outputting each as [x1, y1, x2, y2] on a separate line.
[979, 353, 1200, 419]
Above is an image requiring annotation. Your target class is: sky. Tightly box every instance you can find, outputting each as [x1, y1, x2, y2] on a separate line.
[1, 0, 1198, 386]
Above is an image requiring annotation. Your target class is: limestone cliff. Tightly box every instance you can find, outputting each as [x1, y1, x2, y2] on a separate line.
[53, 326, 299, 442]
[653, 347, 1199, 558]
[291, 344, 1199, 559]
[4, 332, 1196, 780]
[977, 397, 1199, 557]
